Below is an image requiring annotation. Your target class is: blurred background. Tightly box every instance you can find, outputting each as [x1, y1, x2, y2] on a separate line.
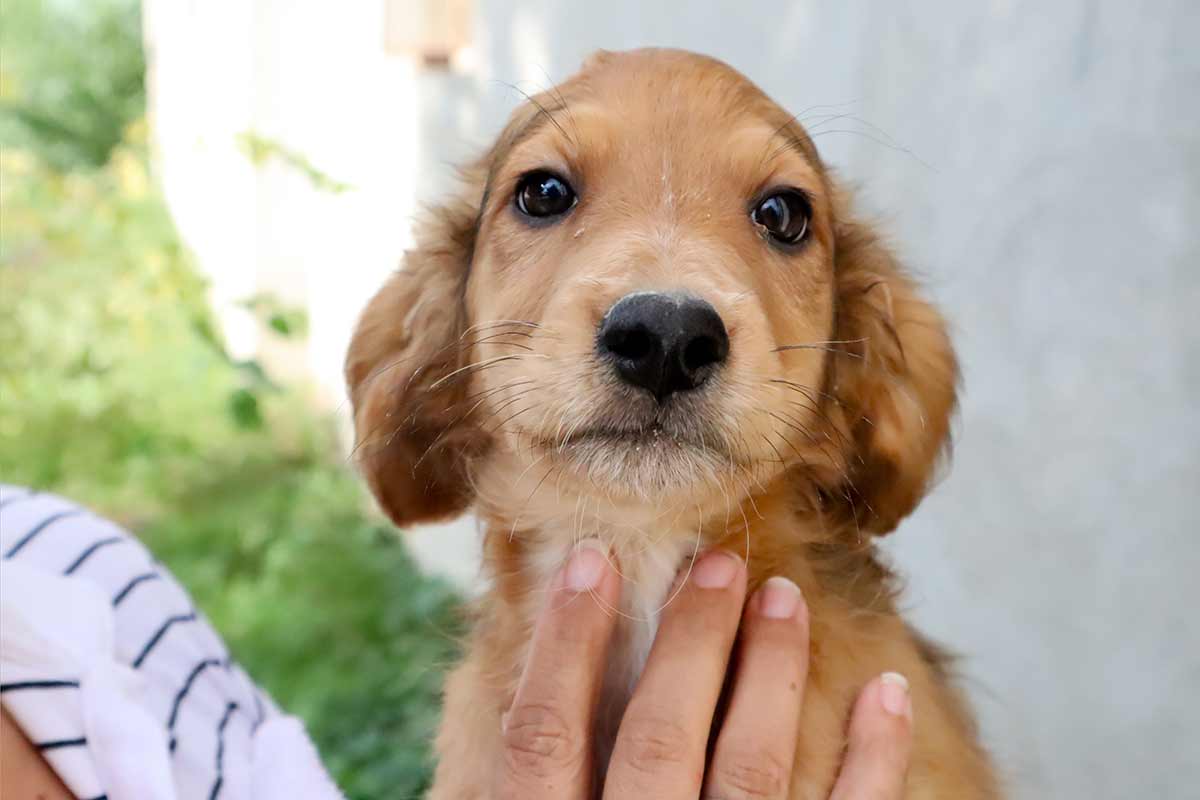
[1, 1, 1196, 797]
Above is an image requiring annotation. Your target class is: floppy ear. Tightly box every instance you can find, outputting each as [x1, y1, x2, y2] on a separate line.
[345, 96, 558, 527]
[344, 190, 486, 528]
[824, 209, 959, 534]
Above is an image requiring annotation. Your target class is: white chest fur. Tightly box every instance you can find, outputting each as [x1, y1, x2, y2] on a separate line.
[606, 536, 695, 689]
[530, 533, 697, 770]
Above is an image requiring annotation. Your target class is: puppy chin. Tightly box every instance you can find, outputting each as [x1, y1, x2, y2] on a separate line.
[553, 433, 729, 499]
[515, 390, 736, 500]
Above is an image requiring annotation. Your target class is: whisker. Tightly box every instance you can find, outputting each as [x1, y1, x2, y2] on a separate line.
[802, 111, 909, 149]
[489, 404, 539, 438]
[808, 128, 937, 172]
[427, 354, 547, 391]
[652, 511, 705, 617]
[488, 387, 538, 420]
[534, 66, 584, 154]
[457, 378, 535, 408]
[463, 331, 535, 351]
[495, 80, 575, 147]
[767, 410, 819, 444]
[772, 338, 867, 358]
[351, 320, 548, 401]
[758, 98, 861, 167]
[459, 319, 544, 337]
[767, 377, 844, 407]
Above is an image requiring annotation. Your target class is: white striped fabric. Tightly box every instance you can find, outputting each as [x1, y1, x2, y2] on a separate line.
[0, 485, 345, 800]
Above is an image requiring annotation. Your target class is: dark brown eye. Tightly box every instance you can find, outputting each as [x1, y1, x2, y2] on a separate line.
[752, 190, 812, 244]
[515, 171, 576, 219]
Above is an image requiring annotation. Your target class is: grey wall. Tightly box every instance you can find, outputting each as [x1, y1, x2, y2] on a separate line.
[412, 2, 1200, 796]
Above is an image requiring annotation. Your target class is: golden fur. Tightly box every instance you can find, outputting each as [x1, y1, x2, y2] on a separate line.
[346, 48, 1001, 798]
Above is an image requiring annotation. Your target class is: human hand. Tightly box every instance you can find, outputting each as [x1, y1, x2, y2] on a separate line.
[493, 542, 913, 799]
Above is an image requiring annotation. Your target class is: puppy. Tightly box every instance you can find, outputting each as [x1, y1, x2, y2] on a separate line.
[346, 48, 1001, 799]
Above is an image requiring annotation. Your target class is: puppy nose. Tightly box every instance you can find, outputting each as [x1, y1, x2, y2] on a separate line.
[597, 292, 729, 401]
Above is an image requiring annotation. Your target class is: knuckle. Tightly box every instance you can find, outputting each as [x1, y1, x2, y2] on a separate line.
[619, 714, 694, 775]
[707, 748, 790, 799]
[501, 703, 583, 777]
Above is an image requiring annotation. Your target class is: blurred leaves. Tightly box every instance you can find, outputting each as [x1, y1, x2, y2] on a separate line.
[237, 131, 353, 194]
[227, 388, 264, 430]
[0, 2, 460, 796]
[243, 292, 310, 338]
[0, 0, 146, 170]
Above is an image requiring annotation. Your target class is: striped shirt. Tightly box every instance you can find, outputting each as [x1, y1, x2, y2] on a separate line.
[0, 485, 345, 800]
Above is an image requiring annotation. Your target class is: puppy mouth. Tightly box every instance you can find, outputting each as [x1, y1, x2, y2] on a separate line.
[527, 405, 728, 460]
[560, 422, 684, 448]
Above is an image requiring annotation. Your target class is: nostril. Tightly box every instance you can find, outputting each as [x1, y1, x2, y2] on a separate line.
[604, 325, 655, 362]
[683, 335, 722, 373]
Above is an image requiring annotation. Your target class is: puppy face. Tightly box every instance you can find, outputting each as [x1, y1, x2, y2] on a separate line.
[467, 52, 835, 504]
[347, 49, 956, 536]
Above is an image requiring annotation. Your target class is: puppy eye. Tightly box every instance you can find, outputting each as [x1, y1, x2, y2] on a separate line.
[515, 171, 576, 219]
[752, 190, 812, 245]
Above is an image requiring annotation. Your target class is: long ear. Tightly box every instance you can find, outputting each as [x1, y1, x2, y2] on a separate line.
[344, 94, 559, 527]
[345, 191, 485, 528]
[825, 211, 959, 534]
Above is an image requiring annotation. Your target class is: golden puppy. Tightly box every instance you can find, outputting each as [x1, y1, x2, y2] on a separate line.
[346, 48, 1001, 799]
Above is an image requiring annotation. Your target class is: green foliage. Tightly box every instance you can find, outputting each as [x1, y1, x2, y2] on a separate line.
[0, 128, 461, 800]
[243, 292, 312, 339]
[0, 4, 462, 795]
[238, 131, 353, 193]
[0, 0, 146, 170]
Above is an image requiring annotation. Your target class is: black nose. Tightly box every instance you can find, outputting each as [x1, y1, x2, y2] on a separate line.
[597, 293, 730, 402]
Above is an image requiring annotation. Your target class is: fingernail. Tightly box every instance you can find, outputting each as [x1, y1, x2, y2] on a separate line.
[757, 576, 803, 619]
[562, 539, 608, 592]
[691, 550, 741, 589]
[879, 672, 912, 719]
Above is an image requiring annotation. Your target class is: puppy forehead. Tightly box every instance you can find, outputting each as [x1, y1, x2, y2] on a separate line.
[504, 101, 822, 195]
[497, 50, 822, 186]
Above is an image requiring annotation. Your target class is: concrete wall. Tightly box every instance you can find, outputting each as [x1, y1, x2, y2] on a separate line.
[150, 2, 1200, 797]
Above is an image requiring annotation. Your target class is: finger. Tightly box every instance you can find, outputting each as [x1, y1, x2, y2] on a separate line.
[704, 577, 809, 800]
[829, 672, 914, 800]
[496, 539, 621, 800]
[604, 550, 747, 800]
